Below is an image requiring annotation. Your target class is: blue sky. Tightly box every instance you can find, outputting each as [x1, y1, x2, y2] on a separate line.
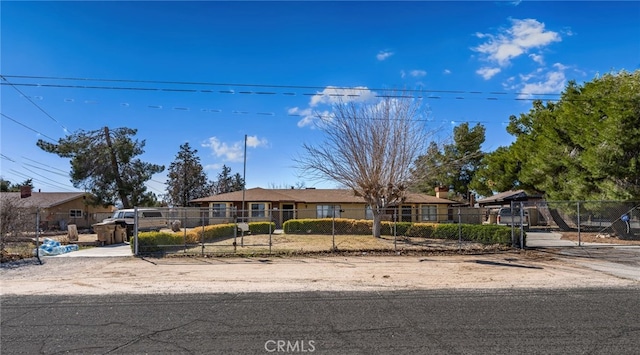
[2, 1, 639, 197]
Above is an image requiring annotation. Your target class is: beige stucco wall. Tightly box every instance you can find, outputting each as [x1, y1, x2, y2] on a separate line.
[44, 199, 112, 229]
[199, 201, 456, 226]
[294, 203, 369, 220]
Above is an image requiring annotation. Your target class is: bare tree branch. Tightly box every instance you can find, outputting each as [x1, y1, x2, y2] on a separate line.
[296, 92, 433, 237]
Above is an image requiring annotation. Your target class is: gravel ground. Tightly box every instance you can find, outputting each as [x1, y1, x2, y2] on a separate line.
[1, 251, 638, 295]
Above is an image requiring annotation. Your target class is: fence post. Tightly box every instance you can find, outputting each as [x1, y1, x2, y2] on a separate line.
[183, 207, 187, 253]
[577, 201, 581, 247]
[394, 211, 397, 252]
[134, 206, 139, 256]
[510, 201, 515, 247]
[520, 202, 524, 249]
[201, 209, 205, 256]
[35, 208, 41, 264]
[241, 209, 245, 248]
[458, 207, 462, 252]
[332, 205, 336, 251]
[394, 206, 398, 251]
[233, 218, 237, 253]
[269, 217, 272, 254]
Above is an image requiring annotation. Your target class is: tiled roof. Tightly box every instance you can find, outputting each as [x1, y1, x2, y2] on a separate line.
[0, 192, 88, 208]
[191, 187, 455, 205]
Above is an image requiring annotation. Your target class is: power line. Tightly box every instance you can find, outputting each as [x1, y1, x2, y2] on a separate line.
[20, 166, 73, 188]
[0, 74, 565, 100]
[21, 156, 68, 174]
[1, 154, 16, 162]
[0, 113, 58, 142]
[1, 154, 75, 190]
[0, 75, 69, 132]
[8, 169, 76, 192]
[22, 163, 69, 178]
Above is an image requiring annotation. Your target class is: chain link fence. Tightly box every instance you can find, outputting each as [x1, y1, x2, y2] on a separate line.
[517, 201, 640, 246]
[129, 206, 516, 256]
[4, 201, 638, 262]
[1, 206, 108, 262]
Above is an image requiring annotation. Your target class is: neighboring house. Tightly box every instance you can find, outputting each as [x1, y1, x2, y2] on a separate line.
[477, 190, 546, 226]
[190, 187, 457, 228]
[476, 189, 543, 208]
[0, 191, 114, 230]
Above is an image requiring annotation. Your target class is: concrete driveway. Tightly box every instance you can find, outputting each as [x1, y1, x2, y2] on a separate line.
[52, 243, 132, 257]
[527, 231, 640, 281]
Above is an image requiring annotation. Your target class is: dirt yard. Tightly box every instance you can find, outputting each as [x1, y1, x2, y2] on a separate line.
[560, 232, 640, 245]
[2, 248, 638, 296]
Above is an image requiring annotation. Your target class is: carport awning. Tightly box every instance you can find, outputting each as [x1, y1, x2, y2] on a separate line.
[477, 190, 540, 207]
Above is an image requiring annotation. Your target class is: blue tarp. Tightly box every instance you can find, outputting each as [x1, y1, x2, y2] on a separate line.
[34, 238, 79, 256]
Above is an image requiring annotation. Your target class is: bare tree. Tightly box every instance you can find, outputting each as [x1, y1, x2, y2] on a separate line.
[297, 93, 431, 237]
[1, 198, 36, 261]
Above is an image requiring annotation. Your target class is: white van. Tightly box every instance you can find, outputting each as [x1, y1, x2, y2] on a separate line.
[102, 208, 167, 238]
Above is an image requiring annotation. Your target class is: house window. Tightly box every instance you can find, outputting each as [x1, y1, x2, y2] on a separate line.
[211, 203, 226, 218]
[69, 209, 83, 218]
[420, 205, 438, 221]
[317, 205, 340, 219]
[251, 203, 266, 218]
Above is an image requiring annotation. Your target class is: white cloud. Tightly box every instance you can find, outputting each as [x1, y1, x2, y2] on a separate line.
[476, 67, 502, 80]
[473, 18, 561, 67]
[309, 86, 376, 107]
[376, 50, 394, 61]
[443, 69, 451, 75]
[202, 136, 268, 162]
[529, 53, 544, 65]
[203, 163, 222, 171]
[401, 70, 427, 78]
[289, 107, 333, 128]
[246, 135, 268, 148]
[517, 63, 567, 99]
[291, 86, 381, 128]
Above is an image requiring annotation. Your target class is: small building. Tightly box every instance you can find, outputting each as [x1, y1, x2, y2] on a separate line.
[0, 191, 114, 230]
[190, 187, 456, 228]
[477, 190, 546, 226]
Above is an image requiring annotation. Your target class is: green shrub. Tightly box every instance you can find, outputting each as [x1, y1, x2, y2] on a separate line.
[379, 221, 411, 235]
[283, 219, 334, 234]
[347, 219, 373, 235]
[283, 218, 414, 236]
[248, 221, 277, 235]
[428, 224, 512, 244]
[405, 223, 436, 237]
[196, 224, 236, 242]
[281, 218, 514, 245]
[131, 231, 184, 253]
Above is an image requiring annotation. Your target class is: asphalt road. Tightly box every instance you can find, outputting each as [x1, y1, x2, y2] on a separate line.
[2, 288, 639, 354]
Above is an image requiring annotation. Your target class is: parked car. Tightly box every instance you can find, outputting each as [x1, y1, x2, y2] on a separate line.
[102, 208, 167, 239]
[496, 207, 529, 230]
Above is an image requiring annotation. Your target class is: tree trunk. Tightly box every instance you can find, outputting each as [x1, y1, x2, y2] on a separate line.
[372, 211, 382, 238]
[104, 127, 131, 208]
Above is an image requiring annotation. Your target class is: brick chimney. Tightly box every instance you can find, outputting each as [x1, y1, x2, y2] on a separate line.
[20, 185, 32, 198]
[435, 186, 449, 199]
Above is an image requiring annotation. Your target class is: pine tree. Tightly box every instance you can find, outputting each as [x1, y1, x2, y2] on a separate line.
[165, 143, 212, 207]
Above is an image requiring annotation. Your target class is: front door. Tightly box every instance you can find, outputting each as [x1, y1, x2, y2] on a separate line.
[401, 205, 413, 222]
[282, 204, 295, 227]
